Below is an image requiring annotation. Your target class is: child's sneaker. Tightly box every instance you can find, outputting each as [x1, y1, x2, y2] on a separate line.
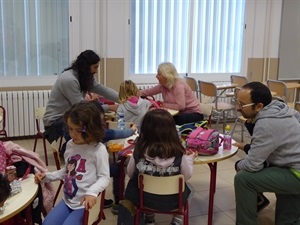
[144, 213, 155, 225]
[111, 204, 119, 215]
[144, 220, 155, 225]
[170, 216, 183, 225]
[104, 199, 113, 209]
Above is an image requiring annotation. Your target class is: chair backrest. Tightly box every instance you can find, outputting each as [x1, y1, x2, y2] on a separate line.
[199, 103, 213, 127]
[138, 174, 185, 195]
[266, 79, 287, 102]
[184, 76, 199, 98]
[35, 107, 46, 133]
[198, 80, 218, 101]
[106, 120, 132, 129]
[51, 141, 62, 170]
[230, 75, 248, 87]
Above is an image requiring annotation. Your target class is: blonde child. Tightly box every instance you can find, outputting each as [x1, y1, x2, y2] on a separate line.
[122, 109, 196, 225]
[35, 101, 110, 225]
[117, 80, 152, 126]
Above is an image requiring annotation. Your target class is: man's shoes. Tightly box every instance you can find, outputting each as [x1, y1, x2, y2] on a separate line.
[104, 199, 113, 209]
[257, 194, 270, 212]
[111, 204, 119, 215]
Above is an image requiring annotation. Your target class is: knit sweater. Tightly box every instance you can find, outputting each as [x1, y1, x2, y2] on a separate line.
[140, 79, 200, 114]
[43, 70, 118, 126]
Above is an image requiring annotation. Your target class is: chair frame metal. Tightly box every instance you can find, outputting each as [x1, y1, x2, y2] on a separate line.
[198, 80, 235, 133]
[0, 106, 8, 140]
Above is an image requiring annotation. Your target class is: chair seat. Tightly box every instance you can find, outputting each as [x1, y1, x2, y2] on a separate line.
[226, 92, 234, 97]
[206, 102, 235, 111]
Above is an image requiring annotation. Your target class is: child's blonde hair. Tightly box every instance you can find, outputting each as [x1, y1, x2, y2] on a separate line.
[118, 80, 140, 103]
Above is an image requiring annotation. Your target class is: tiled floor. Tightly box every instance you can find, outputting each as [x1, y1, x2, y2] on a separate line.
[10, 122, 277, 225]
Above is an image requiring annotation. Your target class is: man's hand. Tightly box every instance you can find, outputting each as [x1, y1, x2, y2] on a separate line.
[233, 142, 245, 151]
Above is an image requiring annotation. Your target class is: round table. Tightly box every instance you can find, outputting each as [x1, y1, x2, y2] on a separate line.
[0, 174, 39, 224]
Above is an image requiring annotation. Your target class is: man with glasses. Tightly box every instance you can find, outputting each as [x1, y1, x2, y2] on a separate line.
[233, 82, 300, 225]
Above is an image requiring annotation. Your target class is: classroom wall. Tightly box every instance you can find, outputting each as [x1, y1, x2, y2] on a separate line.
[1, 0, 283, 90]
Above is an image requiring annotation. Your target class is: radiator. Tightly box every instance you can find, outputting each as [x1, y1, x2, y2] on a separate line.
[136, 83, 162, 100]
[0, 90, 51, 137]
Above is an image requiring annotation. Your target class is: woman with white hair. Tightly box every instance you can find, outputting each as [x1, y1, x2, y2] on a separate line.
[140, 62, 203, 125]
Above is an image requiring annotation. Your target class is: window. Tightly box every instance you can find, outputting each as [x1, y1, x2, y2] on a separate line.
[130, 0, 245, 74]
[0, 0, 69, 76]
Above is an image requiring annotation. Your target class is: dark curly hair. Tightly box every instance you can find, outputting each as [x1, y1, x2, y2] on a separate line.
[0, 174, 11, 205]
[63, 50, 100, 92]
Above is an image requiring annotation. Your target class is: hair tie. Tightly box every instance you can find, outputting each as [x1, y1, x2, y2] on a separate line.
[82, 125, 87, 133]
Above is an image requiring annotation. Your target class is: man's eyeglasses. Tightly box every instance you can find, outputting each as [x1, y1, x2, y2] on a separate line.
[237, 102, 255, 109]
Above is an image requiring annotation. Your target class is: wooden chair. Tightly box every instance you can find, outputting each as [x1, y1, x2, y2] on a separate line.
[106, 120, 132, 129]
[266, 79, 294, 108]
[184, 76, 199, 98]
[198, 80, 235, 133]
[226, 75, 248, 97]
[231, 87, 247, 142]
[0, 106, 8, 140]
[33, 107, 49, 165]
[33, 107, 63, 166]
[135, 174, 189, 225]
[51, 141, 106, 225]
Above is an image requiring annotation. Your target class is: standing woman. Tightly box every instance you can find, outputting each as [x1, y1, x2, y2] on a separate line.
[140, 62, 203, 125]
[43, 50, 119, 151]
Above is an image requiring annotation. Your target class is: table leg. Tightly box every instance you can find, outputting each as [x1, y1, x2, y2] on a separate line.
[25, 204, 33, 225]
[119, 157, 127, 200]
[207, 162, 217, 225]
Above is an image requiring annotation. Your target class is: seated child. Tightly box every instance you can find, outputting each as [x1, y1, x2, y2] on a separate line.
[121, 109, 196, 225]
[35, 101, 110, 225]
[117, 80, 152, 126]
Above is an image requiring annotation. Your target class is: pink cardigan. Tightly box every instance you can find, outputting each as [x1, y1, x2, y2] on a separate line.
[140, 79, 201, 114]
[3, 141, 55, 213]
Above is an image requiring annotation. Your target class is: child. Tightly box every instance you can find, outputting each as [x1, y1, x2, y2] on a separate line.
[91, 100, 138, 213]
[122, 109, 197, 225]
[0, 173, 11, 209]
[117, 80, 152, 126]
[35, 101, 110, 225]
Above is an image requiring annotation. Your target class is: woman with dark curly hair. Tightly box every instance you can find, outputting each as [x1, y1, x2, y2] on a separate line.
[43, 50, 119, 152]
[0, 173, 11, 209]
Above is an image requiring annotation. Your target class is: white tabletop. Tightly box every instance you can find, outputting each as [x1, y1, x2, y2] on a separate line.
[194, 139, 238, 164]
[0, 174, 38, 223]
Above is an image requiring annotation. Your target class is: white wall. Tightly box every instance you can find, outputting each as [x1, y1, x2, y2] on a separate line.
[0, 0, 283, 88]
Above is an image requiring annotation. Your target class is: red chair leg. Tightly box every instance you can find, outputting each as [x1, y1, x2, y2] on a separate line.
[42, 137, 48, 166]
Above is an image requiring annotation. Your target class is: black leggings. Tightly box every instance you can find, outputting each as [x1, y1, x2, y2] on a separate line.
[173, 112, 204, 125]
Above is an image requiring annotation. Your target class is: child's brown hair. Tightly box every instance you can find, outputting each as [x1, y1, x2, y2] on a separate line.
[63, 101, 105, 143]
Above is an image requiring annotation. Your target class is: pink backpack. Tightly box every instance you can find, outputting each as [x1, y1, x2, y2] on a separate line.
[186, 127, 222, 156]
